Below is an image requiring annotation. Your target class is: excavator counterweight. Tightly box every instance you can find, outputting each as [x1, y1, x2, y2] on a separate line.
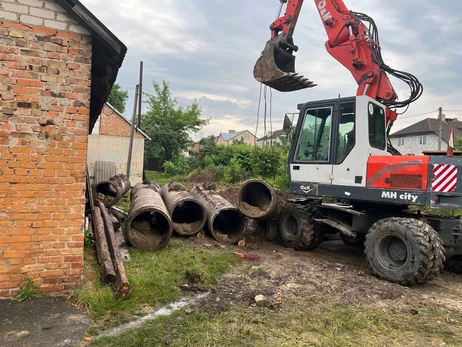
[253, 37, 316, 91]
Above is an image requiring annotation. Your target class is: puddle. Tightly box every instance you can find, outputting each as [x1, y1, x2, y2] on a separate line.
[95, 292, 209, 339]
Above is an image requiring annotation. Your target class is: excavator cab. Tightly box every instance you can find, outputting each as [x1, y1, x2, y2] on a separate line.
[253, 35, 316, 92]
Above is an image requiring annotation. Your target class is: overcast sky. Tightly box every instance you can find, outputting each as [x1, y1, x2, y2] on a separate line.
[82, 0, 462, 140]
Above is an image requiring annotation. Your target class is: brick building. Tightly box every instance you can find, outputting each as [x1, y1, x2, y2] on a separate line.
[0, 0, 126, 296]
[87, 103, 150, 185]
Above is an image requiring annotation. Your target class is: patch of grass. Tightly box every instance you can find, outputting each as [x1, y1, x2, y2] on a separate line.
[145, 171, 185, 185]
[92, 298, 461, 346]
[72, 238, 239, 324]
[13, 276, 40, 302]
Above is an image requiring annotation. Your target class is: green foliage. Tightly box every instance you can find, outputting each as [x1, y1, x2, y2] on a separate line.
[108, 83, 128, 114]
[142, 81, 208, 165]
[14, 277, 39, 302]
[456, 137, 462, 150]
[84, 229, 94, 248]
[73, 240, 238, 324]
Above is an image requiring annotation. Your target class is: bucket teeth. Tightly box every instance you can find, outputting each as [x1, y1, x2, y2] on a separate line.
[264, 73, 317, 92]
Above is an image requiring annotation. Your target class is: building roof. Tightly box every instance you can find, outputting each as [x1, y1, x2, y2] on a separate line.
[56, 0, 127, 133]
[219, 131, 245, 141]
[104, 103, 151, 140]
[390, 118, 462, 142]
[257, 129, 285, 141]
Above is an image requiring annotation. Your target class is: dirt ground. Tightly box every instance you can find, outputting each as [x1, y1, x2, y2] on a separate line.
[186, 232, 462, 318]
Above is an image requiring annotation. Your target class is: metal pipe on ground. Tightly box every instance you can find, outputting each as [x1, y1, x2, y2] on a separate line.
[191, 183, 246, 244]
[161, 181, 207, 236]
[237, 179, 280, 221]
[95, 174, 131, 207]
[127, 180, 173, 251]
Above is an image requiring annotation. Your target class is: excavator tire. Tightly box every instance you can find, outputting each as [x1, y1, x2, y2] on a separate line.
[421, 226, 445, 283]
[278, 205, 314, 250]
[305, 207, 325, 250]
[445, 256, 462, 274]
[365, 217, 434, 285]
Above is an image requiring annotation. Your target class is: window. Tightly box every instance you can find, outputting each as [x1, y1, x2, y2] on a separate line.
[295, 107, 332, 162]
[244, 133, 249, 140]
[398, 138, 405, 146]
[368, 103, 386, 150]
[336, 102, 355, 164]
[419, 135, 427, 145]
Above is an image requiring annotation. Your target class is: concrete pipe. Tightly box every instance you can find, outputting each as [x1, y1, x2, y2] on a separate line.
[191, 183, 246, 244]
[161, 181, 207, 236]
[94, 174, 131, 207]
[126, 181, 173, 251]
[237, 179, 280, 221]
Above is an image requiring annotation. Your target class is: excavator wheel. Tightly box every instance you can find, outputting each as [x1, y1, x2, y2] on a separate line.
[445, 256, 462, 274]
[365, 217, 435, 285]
[420, 227, 445, 283]
[278, 205, 314, 250]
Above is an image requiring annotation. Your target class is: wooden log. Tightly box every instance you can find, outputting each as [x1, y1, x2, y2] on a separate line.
[92, 207, 116, 284]
[98, 201, 131, 298]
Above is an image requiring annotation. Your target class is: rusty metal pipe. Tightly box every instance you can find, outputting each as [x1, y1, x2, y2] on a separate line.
[191, 183, 246, 244]
[95, 174, 131, 207]
[237, 179, 280, 221]
[161, 181, 206, 236]
[126, 181, 173, 251]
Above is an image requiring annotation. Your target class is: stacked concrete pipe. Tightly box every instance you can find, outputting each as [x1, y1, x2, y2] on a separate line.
[237, 179, 280, 221]
[126, 181, 173, 251]
[191, 183, 246, 244]
[161, 181, 207, 236]
[94, 174, 131, 207]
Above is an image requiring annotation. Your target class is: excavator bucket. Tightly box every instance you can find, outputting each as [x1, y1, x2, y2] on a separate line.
[253, 39, 316, 92]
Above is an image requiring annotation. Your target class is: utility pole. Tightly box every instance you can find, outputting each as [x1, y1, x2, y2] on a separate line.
[438, 107, 444, 151]
[137, 61, 143, 128]
[126, 85, 139, 179]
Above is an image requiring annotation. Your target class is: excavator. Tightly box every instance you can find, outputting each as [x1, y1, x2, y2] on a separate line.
[253, 0, 462, 285]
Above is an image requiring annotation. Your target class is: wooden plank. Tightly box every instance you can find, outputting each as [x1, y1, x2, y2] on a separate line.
[92, 206, 116, 284]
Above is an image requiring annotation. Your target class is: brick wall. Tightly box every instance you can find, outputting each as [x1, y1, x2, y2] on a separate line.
[0, 0, 92, 296]
[98, 104, 144, 139]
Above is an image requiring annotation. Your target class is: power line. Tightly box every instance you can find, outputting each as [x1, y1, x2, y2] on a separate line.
[399, 109, 439, 119]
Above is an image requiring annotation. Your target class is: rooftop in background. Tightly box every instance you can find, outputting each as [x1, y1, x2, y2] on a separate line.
[390, 118, 462, 142]
[257, 129, 286, 141]
[56, 0, 127, 133]
[218, 131, 245, 141]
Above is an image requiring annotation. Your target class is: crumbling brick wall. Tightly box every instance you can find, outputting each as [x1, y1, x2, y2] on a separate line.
[0, 0, 92, 296]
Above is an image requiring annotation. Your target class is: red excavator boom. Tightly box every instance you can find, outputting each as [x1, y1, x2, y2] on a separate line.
[254, 0, 423, 128]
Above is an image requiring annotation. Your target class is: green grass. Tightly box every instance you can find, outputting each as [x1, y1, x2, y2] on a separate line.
[72, 239, 239, 325]
[92, 298, 461, 346]
[145, 171, 187, 185]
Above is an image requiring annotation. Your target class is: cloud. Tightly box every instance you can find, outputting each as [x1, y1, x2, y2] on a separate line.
[81, 0, 462, 141]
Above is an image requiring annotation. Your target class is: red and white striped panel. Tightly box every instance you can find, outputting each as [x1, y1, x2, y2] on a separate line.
[432, 164, 458, 193]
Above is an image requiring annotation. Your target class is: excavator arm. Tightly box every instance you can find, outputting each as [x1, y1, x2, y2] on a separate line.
[254, 0, 423, 126]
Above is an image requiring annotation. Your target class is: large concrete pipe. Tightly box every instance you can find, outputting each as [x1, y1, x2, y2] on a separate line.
[237, 179, 280, 221]
[191, 183, 246, 244]
[126, 181, 173, 251]
[161, 181, 207, 236]
[95, 174, 131, 207]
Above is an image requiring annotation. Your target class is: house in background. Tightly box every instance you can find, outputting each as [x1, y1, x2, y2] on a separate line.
[389, 118, 462, 155]
[87, 103, 151, 185]
[257, 129, 286, 148]
[215, 130, 256, 146]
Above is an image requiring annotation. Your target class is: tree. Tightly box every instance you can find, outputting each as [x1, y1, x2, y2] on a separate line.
[108, 83, 128, 114]
[142, 81, 208, 164]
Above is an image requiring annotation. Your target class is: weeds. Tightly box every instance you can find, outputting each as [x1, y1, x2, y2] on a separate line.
[13, 276, 39, 302]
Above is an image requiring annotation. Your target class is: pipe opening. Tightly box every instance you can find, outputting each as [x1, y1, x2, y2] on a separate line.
[212, 209, 246, 243]
[239, 182, 272, 217]
[95, 182, 118, 202]
[129, 210, 170, 249]
[172, 201, 205, 235]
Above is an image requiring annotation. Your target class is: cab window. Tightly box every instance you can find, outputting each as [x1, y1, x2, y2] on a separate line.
[369, 103, 386, 150]
[337, 102, 355, 163]
[295, 107, 332, 162]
